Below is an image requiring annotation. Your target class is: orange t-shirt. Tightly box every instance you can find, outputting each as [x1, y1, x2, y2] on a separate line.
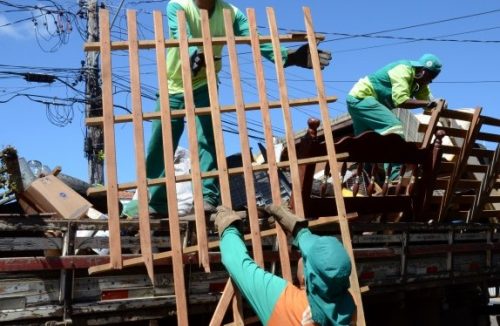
[267, 283, 317, 326]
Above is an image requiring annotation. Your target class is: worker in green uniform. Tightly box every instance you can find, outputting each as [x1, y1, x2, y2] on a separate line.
[123, 0, 332, 218]
[215, 204, 355, 325]
[346, 53, 442, 179]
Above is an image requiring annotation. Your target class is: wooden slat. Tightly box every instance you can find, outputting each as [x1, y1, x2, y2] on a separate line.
[202, 9, 242, 323]
[88, 214, 351, 274]
[302, 7, 366, 325]
[223, 7, 264, 266]
[477, 131, 500, 143]
[482, 115, 500, 127]
[486, 195, 500, 203]
[418, 124, 467, 139]
[438, 109, 474, 121]
[441, 145, 461, 155]
[470, 147, 494, 159]
[439, 108, 482, 221]
[153, 11, 188, 326]
[87, 155, 332, 196]
[436, 179, 481, 190]
[177, 10, 210, 272]
[420, 101, 445, 149]
[209, 281, 237, 326]
[84, 33, 325, 51]
[267, 7, 305, 218]
[98, 9, 122, 269]
[465, 164, 489, 173]
[85, 96, 338, 126]
[200, 10, 231, 208]
[127, 10, 154, 283]
[247, 7, 291, 280]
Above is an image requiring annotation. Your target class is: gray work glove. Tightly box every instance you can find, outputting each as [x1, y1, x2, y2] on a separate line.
[285, 44, 332, 70]
[214, 206, 242, 236]
[264, 204, 308, 234]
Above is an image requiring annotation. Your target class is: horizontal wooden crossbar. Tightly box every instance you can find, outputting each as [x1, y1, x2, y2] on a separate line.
[85, 96, 337, 126]
[84, 32, 325, 51]
[88, 214, 356, 275]
[87, 155, 331, 196]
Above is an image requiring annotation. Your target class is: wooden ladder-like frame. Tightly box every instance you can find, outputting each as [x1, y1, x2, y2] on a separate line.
[84, 7, 366, 325]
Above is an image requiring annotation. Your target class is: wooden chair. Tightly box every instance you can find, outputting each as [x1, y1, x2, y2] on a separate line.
[287, 119, 445, 222]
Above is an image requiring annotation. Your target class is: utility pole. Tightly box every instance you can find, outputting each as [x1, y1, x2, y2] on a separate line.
[84, 0, 104, 185]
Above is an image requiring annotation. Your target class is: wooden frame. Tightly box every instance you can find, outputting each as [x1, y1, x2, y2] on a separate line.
[84, 7, 365, 326]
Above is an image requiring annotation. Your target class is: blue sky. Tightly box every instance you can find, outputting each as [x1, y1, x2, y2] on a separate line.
[1, 0, 499, 184]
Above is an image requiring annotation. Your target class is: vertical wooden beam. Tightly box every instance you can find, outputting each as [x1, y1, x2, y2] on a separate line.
[223, 8, 264, 266]
[200, 10, 232, 207]
[98, 8, 122, 269]
[302, 7, 366, 325]
[153, 11, 189, 325]
[127, 9, 154, 283]
[247, 8, 292, 281]
[223, 9, 262, 324]
[177, 10, 210, 272]
[266, 8, 305, 218]
[420, 101, 445, 149]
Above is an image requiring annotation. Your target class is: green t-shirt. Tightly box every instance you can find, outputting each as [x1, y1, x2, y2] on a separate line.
[166, 0, 288, 94]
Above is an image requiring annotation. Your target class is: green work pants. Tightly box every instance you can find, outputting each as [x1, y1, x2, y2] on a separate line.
[346, 95, 404, 180]
[123, 84, 219, 217]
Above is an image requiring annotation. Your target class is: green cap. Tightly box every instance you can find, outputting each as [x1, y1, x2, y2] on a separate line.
[411, 53, 442, 74]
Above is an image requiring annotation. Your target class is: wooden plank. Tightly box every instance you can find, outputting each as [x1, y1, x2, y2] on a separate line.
[85, 96, 337, 126]
[223, 8, 264, 266]
[200, 10, 231, 207]
[482, 115, 500, 127]
[439, 108, 482, 222]
[153, 11, 189, 326]
[209, 280, 237, 326]
[477, 131, 500, 143]
[89, 214, 351, 274]
[267, 8, 305, 217]
[177, 10, 210, 272]
[302, 7, 366, 325]
[419, 124, 467, 139]
[87, 155, 332, 196]
[247, 7, 291, 281]
[84, 33, 325, 51]
[223, 10, 261, 323]
[127, 10, 154, 283]
[438, 109, 474, 121]
[201, 10, 241, 323]
[420, 101, 445, 149]
[98, 9, 122, 269]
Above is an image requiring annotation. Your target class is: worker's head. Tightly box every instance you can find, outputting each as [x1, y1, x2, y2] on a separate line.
[300, 235, 355, 324]
[412, 53, 442, 85]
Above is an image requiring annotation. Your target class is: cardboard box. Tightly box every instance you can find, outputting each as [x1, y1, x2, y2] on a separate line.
[22, 175, 92, 219]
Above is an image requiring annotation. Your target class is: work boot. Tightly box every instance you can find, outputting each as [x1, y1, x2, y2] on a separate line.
[264, 204, 308, 235]
[214, 206, 242, 236]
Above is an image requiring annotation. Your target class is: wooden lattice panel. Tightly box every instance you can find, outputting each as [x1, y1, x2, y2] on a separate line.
[84, 7, 365, 325]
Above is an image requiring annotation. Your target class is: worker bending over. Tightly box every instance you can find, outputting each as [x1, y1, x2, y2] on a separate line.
[215, 205, 355, 325]
[346, 53, 442, 179]
[123, 0, 332, 218]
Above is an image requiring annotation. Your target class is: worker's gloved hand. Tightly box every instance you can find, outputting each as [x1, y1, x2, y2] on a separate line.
[264, 204, 308, 235]
[285, 44, 332, 70]
[190, 49, 206, 76]
[426, 98, 445, 110]
[214, 206, 242, 236]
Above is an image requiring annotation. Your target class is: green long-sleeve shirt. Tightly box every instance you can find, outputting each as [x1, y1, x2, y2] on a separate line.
[349, 60, 432, 109]
[166, 0, 288, 94]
